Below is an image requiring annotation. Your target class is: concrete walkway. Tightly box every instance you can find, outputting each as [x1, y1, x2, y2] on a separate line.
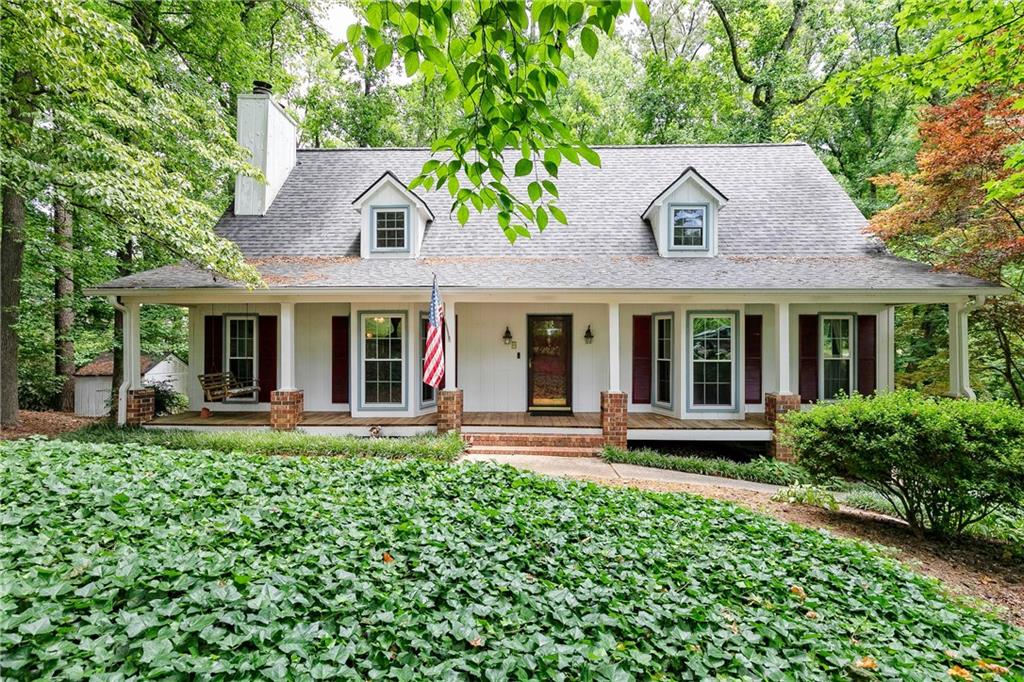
[460, 454, 783, 494]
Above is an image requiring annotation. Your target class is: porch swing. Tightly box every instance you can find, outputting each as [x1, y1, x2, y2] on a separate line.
[196, 303, 260, 402]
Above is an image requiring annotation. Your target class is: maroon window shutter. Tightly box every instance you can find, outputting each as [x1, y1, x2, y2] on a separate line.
[857, 315, 877, 395]
[798, 315, 819, 403]
[204, 316, 223, 374]
[331, 316, 350, 403]
[744, 315, 763, 404]
[257, 316, 278, 402]
[631, 315, 652, 404]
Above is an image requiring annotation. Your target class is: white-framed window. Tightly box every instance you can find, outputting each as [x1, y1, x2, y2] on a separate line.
[225, 315, 257, 399]
[372, 207, 409, 251]
[653, 313, 673, 407]
[419, 313, 436, 406]
[821, 314, 854, 400]
[669, 204, 708, 250]
[362, 313, 405, 408]
[689, 313, 735, 409]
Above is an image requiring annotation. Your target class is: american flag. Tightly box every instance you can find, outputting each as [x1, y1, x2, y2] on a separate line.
[423, 275, 445, 388]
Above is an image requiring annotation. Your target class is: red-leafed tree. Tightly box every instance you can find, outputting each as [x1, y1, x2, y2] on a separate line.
[871, 89, 1024, 403]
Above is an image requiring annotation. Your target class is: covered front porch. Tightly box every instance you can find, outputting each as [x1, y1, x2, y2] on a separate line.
[146, 409, 772, 441]
[109, 289, 986, 454]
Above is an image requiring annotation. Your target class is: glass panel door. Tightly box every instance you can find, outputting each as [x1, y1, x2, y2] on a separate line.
[527, 315, 572, 412]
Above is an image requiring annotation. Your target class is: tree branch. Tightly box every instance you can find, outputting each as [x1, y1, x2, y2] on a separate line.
[708, 0, 753, 84]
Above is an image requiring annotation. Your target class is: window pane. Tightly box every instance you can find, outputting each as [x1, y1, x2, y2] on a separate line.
[824, 359, 851, 400]
[374, 210, 407, 249]
[364, 315, 404, 405]
[653, 316, 672, 405]
[672, 207, 705, 247]
[691, 315, 733, 407]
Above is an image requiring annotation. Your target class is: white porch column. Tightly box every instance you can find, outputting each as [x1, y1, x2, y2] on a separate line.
[125, 301, 142, 389]
[948, 301, 975, 399]
[774, 302, 792, 394]
[608, 302, 620, 392]
[444, 301, 457, 388]
[279, 301, 296, 390]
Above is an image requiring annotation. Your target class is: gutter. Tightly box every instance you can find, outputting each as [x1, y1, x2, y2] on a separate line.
[108, 296, 128, 426]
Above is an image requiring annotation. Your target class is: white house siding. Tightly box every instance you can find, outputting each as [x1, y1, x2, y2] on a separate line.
[74, 376, 112, 417]
[455, 302, 610, 413]
[188, 303, 352, 412]
[74, 355, 189, 417]
[186, 298, 897, 420]
[145, 356, 189, 393]
[783, 303, 895, 403]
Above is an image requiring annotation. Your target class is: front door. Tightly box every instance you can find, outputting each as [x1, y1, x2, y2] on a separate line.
[527, 315, 572, 413]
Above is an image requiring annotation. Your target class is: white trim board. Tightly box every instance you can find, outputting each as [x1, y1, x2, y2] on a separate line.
[461, 425, 603, 436]
[627, 428, 772, 442]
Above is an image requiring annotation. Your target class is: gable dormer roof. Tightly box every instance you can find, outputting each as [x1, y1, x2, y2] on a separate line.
[641, 166, 728, 220]
[351, 170, 435, 221]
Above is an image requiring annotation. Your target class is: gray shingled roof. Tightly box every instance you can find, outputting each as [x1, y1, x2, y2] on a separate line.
[94, 143, 998, 292]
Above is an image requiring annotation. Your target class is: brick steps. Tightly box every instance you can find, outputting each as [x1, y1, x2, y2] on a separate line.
[462, 432, 605, 458]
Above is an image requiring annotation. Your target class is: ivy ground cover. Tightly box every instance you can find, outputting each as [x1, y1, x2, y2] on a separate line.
[2, 440, 1022, 680]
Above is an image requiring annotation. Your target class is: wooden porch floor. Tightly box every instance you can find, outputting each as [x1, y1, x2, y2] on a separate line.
[148, 410, 768, 430]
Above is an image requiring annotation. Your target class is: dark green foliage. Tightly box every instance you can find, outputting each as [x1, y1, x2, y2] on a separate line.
[602, 446, 833, 487]
[59, 424, 465, 462]
[2, 439, 1021, 678]
[780, 391, 1024, 538]
[146, 380, 187, 417]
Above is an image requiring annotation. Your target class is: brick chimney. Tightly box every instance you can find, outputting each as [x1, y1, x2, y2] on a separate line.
[234, 81, 298, 216]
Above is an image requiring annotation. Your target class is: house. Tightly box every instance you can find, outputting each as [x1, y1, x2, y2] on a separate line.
[74, 352, 188, 417]
[86, 84, 1003, 456]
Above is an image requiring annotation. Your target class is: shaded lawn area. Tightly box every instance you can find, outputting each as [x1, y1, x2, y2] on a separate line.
[1, 439, 1021, 679]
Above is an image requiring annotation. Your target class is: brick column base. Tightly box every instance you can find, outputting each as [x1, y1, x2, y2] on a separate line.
[601, 391, 628, 449]
[437, 388, 464, 434]
[270, 390, 304, 431]
[765, 392, 801, 462]
[125, 388, 156, 426]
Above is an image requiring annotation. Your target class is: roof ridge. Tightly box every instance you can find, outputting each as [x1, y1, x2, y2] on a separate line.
[296, 142, 810, 153]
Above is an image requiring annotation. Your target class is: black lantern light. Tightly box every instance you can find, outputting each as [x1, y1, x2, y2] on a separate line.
[502, 326, 513, 345]
[584, 325, 594, 344]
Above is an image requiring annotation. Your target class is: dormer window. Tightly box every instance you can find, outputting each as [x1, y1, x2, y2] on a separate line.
[353, 172, 434, 259]
[670, 205, 707, 250]
[372, 207, 409, 251]
[642, 167, 726, 259]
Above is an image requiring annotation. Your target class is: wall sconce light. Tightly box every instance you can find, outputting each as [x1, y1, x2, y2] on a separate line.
[502, 326, 513, 345]
[584, 325, 594, 344]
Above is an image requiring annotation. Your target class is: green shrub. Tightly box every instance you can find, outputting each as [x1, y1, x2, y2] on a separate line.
[59, 424, 465, 461]
[2, 438, 1021, 678]
[146, 380, 188, 416]
[780, 390, 1024, 539]
[771, 484, 839, 511]
[601, 446, 837, 487]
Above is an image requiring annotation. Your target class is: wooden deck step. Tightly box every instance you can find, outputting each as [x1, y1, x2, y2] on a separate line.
[465, 445, 602, 458]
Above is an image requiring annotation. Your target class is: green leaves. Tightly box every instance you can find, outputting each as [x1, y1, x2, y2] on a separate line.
[2, 437, 1022, 679]
[336, 0, 628, 242]
[513, 158, 534, 177]
[0, 0, 263, 287]
[580, 27, 599, 58]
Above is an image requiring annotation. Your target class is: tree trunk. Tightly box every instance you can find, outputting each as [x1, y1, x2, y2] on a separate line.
[0, 70, 33, 428]
[108, 242, 134, 420]
[1, 186, 26, 427]
[53, 202, 75, 412]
